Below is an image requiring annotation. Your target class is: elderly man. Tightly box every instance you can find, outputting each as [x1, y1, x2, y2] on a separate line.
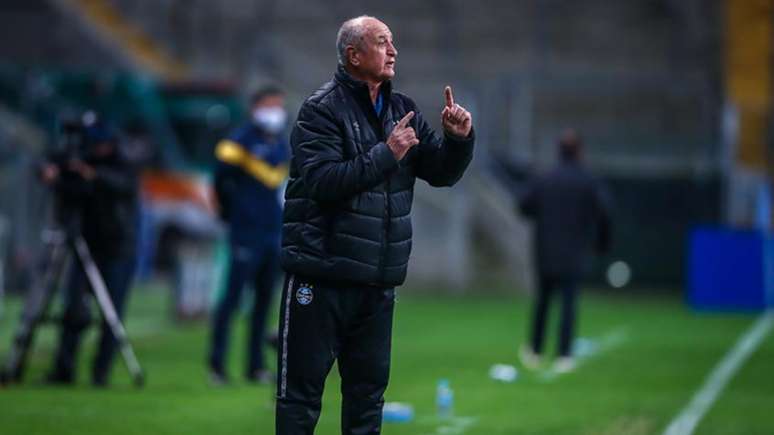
[277, 15, 474, 435]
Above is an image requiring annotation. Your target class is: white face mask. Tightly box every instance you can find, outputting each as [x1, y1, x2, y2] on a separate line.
[252, 106, 287, 134]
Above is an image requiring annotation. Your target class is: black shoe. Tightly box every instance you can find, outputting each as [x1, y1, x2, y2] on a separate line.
[92, 373, 109, 388]
[209, 368, 229, 387]
[45, 370, 75, 385]
[246, 369, 274, 385]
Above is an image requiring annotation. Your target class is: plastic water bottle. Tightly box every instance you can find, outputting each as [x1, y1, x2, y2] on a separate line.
[436, 379, 453, 419]
[382, 402, 414, 423]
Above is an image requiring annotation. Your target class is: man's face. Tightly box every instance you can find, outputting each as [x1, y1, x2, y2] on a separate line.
[252, 94, 287, 134]
[349, 19, 397, 83]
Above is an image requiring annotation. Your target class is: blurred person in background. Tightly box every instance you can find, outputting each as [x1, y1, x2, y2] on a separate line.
[208, 86, 289, 385]
[518, 129, 612, 373]
[277, 16, 474, 435]
[43, 113, 139, 387]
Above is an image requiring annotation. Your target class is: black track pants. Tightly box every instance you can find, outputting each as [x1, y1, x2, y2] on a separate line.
[530, 274, 578, 357]
[275, 274, 395, 435]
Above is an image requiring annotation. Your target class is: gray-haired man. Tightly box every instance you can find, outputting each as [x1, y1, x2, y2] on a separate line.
[276, 15, 475, 435]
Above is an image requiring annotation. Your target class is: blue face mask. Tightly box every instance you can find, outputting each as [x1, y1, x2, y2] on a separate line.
[253, 107, 287, 134]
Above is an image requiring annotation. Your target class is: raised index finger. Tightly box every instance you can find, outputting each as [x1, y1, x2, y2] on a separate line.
[396, 111, 415, 129]
[444, 86, 454, 108]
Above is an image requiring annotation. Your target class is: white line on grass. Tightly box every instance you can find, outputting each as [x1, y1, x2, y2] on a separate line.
[663, 312, 774, 435]
[418, 416, 478, 435]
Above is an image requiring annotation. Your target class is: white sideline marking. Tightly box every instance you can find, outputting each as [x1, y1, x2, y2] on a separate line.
[663, 312, 774, 435]
[418, 416, 478, 435]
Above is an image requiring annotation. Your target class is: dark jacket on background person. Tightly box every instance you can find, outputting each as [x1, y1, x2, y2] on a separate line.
[214, 123, 289, 245]
[81, 148, 138, 258]
[520, 161, 612, 279]
[281, 66, 475, 287]
[49, 146, 139, 258]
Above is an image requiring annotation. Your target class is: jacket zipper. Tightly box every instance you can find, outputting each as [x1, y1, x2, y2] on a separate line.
[377, 110, 391, 283]
[354, 112, 387, 282]
[380, 180, 390, 283]
[352, 121, 364, 154]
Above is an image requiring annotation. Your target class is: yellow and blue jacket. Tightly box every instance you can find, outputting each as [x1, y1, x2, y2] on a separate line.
[214, 123, 289, 244]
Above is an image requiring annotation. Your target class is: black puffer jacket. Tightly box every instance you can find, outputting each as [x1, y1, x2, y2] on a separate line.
[281, 66, 474, 287]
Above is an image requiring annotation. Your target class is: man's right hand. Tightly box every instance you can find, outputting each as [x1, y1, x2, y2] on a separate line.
[386, 111, 419, 161]
[40, 163, 59, 184]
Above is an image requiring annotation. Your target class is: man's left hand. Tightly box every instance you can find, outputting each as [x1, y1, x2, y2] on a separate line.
[69, 159, 96, 181]
[441, 86, 472, 138]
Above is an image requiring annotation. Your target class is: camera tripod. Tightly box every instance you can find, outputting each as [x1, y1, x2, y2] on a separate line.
[0, 227, 144, 387]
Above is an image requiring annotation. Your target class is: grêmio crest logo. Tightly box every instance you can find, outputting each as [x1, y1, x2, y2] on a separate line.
[296, 284, 314, 306]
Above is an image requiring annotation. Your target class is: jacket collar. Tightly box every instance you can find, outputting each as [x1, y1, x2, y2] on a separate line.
[334, 64, 392, 103]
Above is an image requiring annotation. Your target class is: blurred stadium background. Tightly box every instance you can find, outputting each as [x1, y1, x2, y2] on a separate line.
[0, 0, 773, 434]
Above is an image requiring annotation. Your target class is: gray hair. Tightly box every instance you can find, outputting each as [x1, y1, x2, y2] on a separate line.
[336, 16, 375, 66]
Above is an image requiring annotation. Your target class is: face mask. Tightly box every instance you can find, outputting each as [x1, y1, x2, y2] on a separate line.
[253, 107, 287, 134]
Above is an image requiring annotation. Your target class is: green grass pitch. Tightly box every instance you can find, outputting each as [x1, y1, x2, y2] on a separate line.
[0, 285, 772, 434]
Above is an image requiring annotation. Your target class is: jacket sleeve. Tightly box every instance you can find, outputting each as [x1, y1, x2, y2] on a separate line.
[41, 153, 91, 197]
[412, 109, 475, 187]
[293, 101, 399, 201]
[93, 155, 137, 198]
[215, 138, 288, 189]
[213, 161, 238, 221]
[518, 179, 539, 218]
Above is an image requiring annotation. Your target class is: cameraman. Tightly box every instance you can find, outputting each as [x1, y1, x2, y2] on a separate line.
[42, 113, 139, 386]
